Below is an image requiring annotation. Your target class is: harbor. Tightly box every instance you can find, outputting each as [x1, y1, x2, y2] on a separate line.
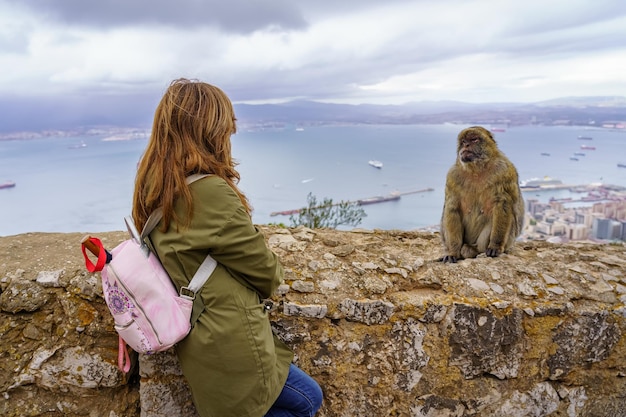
[521, 182, 626, 194]
[270, 188, 434, 216]
[522, 182, 626, 214]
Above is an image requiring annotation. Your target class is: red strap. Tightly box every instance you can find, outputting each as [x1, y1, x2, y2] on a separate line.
[81, 237, 107, 272]
[118, 337, 131, 373]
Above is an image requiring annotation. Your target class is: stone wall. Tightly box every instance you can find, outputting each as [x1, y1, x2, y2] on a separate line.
[1, 228, 625, 417]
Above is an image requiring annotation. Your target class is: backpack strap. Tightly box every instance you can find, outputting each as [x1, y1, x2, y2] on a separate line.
[186, 256, 218, 326]
[140, 174, 210, 240]
[180, 255, 218, 300]
[137, 173, 216, 325]
[118, 336, 131, 373]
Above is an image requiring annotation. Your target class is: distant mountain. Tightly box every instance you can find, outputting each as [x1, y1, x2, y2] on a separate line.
[0, 93, 158, 133]
[0, 95, 624, 134]
[234, 99, 518, 121]
[534, 96, 626, 107]
[234, 96, 626, 128]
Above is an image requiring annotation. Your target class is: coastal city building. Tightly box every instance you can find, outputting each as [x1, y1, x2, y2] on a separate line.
[522, 185, 626, 243]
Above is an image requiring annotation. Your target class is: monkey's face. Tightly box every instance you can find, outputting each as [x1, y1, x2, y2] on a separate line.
[457, 127, 494, 164]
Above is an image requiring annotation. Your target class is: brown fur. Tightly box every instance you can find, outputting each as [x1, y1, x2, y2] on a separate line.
[440, 126, 524, 262]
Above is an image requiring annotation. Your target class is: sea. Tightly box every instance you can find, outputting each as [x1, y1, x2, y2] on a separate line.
[1, 124, 625, 237]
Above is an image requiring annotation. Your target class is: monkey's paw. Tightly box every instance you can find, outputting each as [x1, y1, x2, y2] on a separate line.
[440, 255, 459, 263]
[485, 248, 501, 257]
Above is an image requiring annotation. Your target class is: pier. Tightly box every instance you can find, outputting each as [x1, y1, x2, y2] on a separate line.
[270, 188, 434, 216]
[520, 184, 573, 191]
[521, 183, 626, 193]
[522, 183, 626, 206]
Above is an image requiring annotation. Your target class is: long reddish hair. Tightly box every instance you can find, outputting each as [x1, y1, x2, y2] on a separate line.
[132, 78, 251, 232]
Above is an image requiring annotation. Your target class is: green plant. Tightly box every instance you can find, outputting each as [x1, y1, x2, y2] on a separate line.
[289, 193, 366, 229]
[266, 222, 288, 228]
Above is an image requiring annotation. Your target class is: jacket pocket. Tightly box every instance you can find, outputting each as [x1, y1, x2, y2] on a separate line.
[241, 300, 276, 386]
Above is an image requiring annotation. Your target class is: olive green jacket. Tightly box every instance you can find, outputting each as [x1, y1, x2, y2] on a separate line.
[150, 176, 293, 417]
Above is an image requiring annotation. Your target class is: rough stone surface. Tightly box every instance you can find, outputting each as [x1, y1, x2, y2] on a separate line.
[1, 229, 626, 416]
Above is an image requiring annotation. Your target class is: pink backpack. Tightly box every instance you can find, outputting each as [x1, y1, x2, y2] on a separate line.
[81, 175, 215, 372]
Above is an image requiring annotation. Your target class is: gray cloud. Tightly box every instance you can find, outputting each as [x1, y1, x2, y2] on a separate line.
[0, 0, 624, 127]
[7, 0, 309, 33]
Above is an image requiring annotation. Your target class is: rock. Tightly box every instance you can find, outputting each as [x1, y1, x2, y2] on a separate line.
[0, 279, 49, 313]
[449, 305, 524, 379]
[283, 302, 328, 318]
[35, 269, 64, 287]
[291, 280, 315, 293]
[1, 230, 625, 417]
[339, 298, 395, 324]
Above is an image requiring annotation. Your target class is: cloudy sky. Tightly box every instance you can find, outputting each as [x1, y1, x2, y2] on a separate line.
[0, 0, 625, 129]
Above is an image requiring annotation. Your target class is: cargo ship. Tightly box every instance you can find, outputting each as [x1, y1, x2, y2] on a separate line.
[0, 181, 16, 189]
[368, 160, 383, 169]
[520, 177, 563, 189]
[580, 145, 596, 150]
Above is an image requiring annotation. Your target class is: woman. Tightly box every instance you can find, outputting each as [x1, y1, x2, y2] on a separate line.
[132, 78, 323, 417]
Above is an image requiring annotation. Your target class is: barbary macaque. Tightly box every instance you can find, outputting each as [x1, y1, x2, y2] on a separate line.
[440, 126, 524, 262]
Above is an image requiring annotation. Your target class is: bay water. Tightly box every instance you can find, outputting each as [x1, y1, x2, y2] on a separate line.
[1, 124, 625, 237]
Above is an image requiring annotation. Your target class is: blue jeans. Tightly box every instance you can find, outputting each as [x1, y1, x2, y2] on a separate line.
[264, 364, 323, 417]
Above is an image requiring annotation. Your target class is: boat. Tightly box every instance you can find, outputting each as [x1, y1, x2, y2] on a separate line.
[570, 157, 579, 161]
[0, 181, 16, 189]
[490, 127, 506, 132]
[618, 163, 626, 168]
[580, 145, 596, 150]
[368, 160, 383, 169]
[357, 193, 401, 205]
[520, 177, 563, 189]
[540, 152, 550, 156]
[577, 136, 593, 140]
[270, 209, 301, 217]
[573, 152, 585, 156]
[68, 141, 87, 149]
